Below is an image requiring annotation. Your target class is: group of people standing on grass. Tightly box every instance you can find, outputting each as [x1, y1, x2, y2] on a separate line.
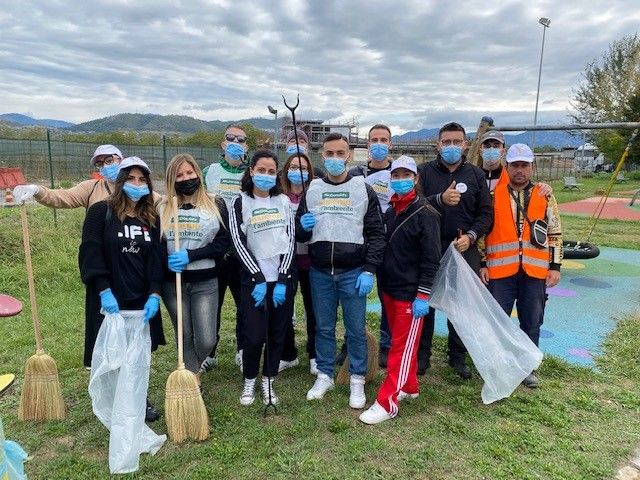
[12, 120, 562, 425]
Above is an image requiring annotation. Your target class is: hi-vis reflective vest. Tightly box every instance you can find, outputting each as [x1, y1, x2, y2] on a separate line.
[486, 183, 549, 280]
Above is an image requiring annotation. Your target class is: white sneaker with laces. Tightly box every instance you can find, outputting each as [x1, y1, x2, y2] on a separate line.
[398, 390, 419, 402]
[359, 401, 393, 425]
[306, 373, 334, 400]
[349, 374, 366, 409]
[235, 349, 243, 372]
[261, 377, 279, 405]
[278, 357, 300, 372]
[309, 358, 319, 375]
[240, 377, 255, 406]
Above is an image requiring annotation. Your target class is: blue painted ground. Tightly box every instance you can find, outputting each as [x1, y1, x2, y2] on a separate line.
[366, 247, 640, 366]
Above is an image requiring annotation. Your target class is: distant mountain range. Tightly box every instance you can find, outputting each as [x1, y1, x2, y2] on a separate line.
[392, 127, 583, 149]
[0, 113, 75, 129]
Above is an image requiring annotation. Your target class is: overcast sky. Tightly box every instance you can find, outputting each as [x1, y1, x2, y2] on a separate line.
[1, 0, 639, 133]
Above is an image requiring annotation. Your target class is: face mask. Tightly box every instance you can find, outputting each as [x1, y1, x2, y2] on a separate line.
[253, 174, 277, 192]
[100, 163, 120, 182]
[175, 177, 201, 196]
[324, 157, 346, 176]
[390, 178, 414, 196]
[441, 145, 463, 165]
[481, 147, 502, 165]
[225, 142, 246, 161]
[287, 170, 309, 185]
[123, 182, 150, 202]
[369, 143, 389, 161]
[286, 144, 306, 156]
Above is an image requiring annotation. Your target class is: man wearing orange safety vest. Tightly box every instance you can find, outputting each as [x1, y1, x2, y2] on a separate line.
[479, 143, 562, 388]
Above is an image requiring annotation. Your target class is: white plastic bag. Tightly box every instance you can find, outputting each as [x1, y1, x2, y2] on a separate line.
[89, 310, 166, 474]
[430, 245, 543, 404]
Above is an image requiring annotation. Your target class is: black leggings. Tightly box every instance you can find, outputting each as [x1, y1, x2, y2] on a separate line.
[212, 253, 242, 356]
[281, 268, 316, 361]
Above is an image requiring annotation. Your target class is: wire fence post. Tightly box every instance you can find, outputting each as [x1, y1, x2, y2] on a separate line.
[162, 135, 167, 174]
[46, 129, 57, 225]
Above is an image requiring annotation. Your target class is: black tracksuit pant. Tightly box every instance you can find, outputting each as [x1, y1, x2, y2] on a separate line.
[212, 253, 242, 356]
[281, 268, 316, 361]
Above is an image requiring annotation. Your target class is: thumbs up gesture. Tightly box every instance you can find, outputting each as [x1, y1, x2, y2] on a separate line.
[442, 180, 461, 206]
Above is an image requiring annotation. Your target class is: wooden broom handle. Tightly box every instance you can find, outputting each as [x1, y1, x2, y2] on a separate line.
[20, 204, 43, 353]
[171, 196, 185, 369]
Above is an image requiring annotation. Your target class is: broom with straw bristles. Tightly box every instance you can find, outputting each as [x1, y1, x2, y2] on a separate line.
[335, 330, 379, 385]
[165, 196, 209, 443]
[18, 203, 66, 421]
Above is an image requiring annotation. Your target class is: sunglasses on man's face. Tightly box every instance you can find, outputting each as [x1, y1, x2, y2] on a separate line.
[94, 155, 117, 169]
[225, 134, 247, 144]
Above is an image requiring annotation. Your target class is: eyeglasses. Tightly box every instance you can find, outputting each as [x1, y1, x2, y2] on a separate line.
[94, 155, 117, 169]
[440, 139, 464, 147]
[225, 134, 247, 144]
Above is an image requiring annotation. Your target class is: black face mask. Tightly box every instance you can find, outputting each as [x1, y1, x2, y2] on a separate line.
[175, 177, 201, 196]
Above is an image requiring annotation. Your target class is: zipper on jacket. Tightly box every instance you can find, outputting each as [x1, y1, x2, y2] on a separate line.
[331, 242, 335, 275]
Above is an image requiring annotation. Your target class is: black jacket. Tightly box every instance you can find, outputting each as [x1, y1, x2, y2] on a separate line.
[295, 174, 386, 274]
[380, 195, 442, 301]
[418, 156, 493, 250]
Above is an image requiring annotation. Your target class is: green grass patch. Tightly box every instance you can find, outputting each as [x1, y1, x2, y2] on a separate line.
[1, 207, 639, 479]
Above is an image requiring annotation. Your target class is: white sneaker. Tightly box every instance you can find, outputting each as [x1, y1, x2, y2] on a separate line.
[349, 374, 366, 409]
[240, 377, 255, 406]
[235, 349, 243, 372]
[398, 390, 419, 402]
[306, 373, 334, 400]
[278, 357, 300, 372]
[359, 401, 392, 425]
[261, 377, 279, 405]
[199, 355, 217, 374]
[309, 358, 319, 375]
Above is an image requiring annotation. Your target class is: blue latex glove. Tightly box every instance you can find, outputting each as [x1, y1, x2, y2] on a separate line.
[252, 282, 267, 307]
[99, 288, 119, 314]
[143, 295, 160, 324]
[168, 249, 190, 273]
[272, 283, 286, 308]
[412, 297, 430, 318]
[354, 272, 374, 297]
[300, 212, 316, 232]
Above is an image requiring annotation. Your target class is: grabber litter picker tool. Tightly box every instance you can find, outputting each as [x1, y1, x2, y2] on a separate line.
[282, 93, 307, 194]
[165, 196, 209, 442]
[262, 302, 277, 417]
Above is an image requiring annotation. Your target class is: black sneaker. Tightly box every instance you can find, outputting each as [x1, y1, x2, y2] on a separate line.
[335, 343, 348, 366]
[449, 360, 471, 380]
[417, 357, 431, 376]
[378, 347, 389, 369]
[145, 398, 160, 422]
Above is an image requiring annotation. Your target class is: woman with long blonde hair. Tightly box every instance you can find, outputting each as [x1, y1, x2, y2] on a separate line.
[159, 154, 230, 385]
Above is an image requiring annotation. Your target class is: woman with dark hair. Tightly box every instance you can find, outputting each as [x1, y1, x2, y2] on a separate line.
[229, 149, 296, 406]
[159, 154, 230, 386]
[279, 153, 317, 374]
[79, 156, 165, 421]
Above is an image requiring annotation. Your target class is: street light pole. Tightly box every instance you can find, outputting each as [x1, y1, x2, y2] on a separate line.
[531, 17, 551, 151]
[268, 105, 278, 153]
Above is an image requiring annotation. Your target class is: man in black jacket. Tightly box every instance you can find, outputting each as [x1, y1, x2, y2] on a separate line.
[417, 122, 494, 379]
[296, 133, 386, 409]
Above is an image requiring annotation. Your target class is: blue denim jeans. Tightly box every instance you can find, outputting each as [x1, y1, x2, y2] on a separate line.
[310, 267, 367, 376]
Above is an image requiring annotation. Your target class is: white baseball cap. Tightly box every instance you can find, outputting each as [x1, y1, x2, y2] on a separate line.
[506, 143, 534, 163]
[390, 155, 418, 174]
[118, 156, 151, 174]
[90, 144, 123, 165]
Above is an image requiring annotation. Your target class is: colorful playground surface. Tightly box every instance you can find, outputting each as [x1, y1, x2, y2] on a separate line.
[367, 246, 640, 367]
[559, 195, 640, 221]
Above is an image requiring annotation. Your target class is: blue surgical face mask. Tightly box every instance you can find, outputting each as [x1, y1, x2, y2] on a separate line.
[287, 170, 309, 185]
[100, 163, 120, 182]
[225, 142, 246, 161]
[122, 182, 150, 202]
[369, 143, 389, 161]
[253, 174, 277, 192]
[481, 147, 502, 165]
[286, 144, 306, 156]
[324, 157, 346, 176]
[441, 145, 463, 165]
[390, 178, 415, 196]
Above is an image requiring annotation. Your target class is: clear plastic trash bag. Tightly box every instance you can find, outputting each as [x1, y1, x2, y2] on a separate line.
[0, 416, 28, 480]
[430, 245, 543, 404]
[89, 310, 166, 474]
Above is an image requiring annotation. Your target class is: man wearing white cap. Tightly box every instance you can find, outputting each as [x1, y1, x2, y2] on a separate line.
[13, 144, 124, 209]
[479, 144, 562, 388]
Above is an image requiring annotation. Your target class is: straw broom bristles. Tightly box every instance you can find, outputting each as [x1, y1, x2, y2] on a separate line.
[165, 196, 209, 442]
[336, 330, 379, 385]
[18, 204, 66, 421]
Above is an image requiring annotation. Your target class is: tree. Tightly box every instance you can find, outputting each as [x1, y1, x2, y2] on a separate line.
[571, 34, 640, 165]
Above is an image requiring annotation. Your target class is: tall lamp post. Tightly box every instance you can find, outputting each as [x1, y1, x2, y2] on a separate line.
[267, 105, 278, 152]
[531, 17, 551, 151]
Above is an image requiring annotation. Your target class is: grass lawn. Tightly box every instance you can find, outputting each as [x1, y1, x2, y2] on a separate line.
[1, 206, 639, 480]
